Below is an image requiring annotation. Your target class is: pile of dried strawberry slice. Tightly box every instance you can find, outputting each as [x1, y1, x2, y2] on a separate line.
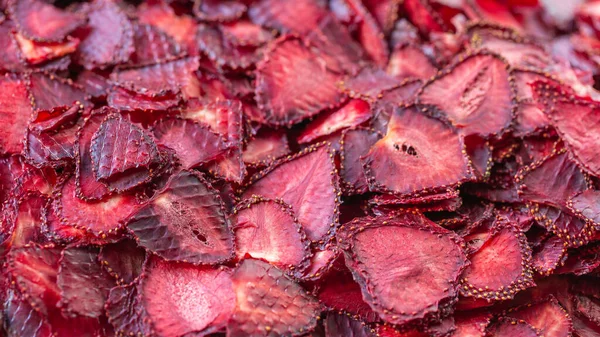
[3, 0, 600, 336]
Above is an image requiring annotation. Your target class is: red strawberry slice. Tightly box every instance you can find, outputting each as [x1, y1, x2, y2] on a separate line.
[556, 242, 600, 275]
[387, 45, 437, 80]
[105, 283, 153, 337]
[340, 127, 383, 194]
[362, 105, 473, 197]
[403, 0, 446, 34]
[141, 257, 235, 336]
[0, 21, 28, 73]
[486, 318, 540, 337]
[532, 205, 592, 248]
[363, 0, 402, 34]
[297, 245, 339, 281]
[324, 312, 373, 337]
[219, 20, 274, 47]
[459, 222, 535, 301]
[137, 1, 197, 55]
[532, 235, 567, 275]
[372, 79, 423, 130]
[339, 67, 404, 102]
[342, 0, 389, 67]
[0, 191, 48, 253]
[107, 85, 182, 112]
[75, 0, 133, 69]
[130, 23, 183, 66]
[465, 134, 493, 181]
[193, 0, 247, 22]
[0, 74, 33, 155]
[127, 170, 234, 265]
[56, 174, 142, 236]
[90, 114, 161, 183]
[242, 129, 289, 167]
[243, 144, 340, 243]
[255, 36, 344, 126]
[4, 288, 53, 337]
[197, 23, 264, 70]
[568, 190, 600, 228]
[180, 99, 243, 146]
[232, 197, 310, 271]
[248, 0, 328, 34]
[506, 297, 572, 337]
[453, 311, 493, 337]
[298, 99, 371, 144]
[98, 239, 146, 285]
[205, 148, 247, 184]
[9, 0, 85, 42]
[418, 53, 515, 136]
[153, 117, 228, 169]
[464, 0, 523, 31]
[339, 212, 468, 325]
[15, 33, 79, 65]
[75, 70, 111, 101]
[228, 258, 323, 336]
[57, 247, 115, 318]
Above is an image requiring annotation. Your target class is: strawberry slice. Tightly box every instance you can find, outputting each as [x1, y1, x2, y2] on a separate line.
[0, 74, 33, 155]
[107, 85, 182, 112]
[15, 33, 79, 65]
[459, 222, 535, 301]
[339, 212, 468, 325]
[556, 242, 600, 276]
[532, 205, 592, 248]
[242, 129, 289, 167]
[193, 0, 247, 22]
[342, 0, 389, 66]
[0, 21, 28, 73]
[228, 259, 323, 336]
[127, 170, 234, 265]
[339, 67, 404, 102]
[298, 99, 371, 144]
[363, 0, 402, 34]
[362, 105, 473, 197]
[568, 190, 600, 228]
[465, 134, 493, 181]
[0, 191, 48, 253]
[418, 53, 515, 136]
[232, 197, 310, 271]
[255, 36, 343, 126]
[75, 70, 110, 101]
[98, 239, 146, 285]
[340, 127, 383, 194]
[4, 288, 53, 336]
[141, 257, 235, 336]
[532, 235, 567, 275]
[387, 45, 437, 80]
[204, 148, 247, 184]
[219, 19, 274, 47]
[57, 247, 115, 318]
[181, 99, 243, 147]
[243, 144, 340, 243]
[506, 297, 572, 337]
[9, 0, 85, 42]
[324, 312, 373, 337]
[130, 23, 183, 66]
[137, 1, 197, 55]
[453, 311, 493, 337]
[403, 0, 446, 34]
[197, 23, 264, 70]
[105, 283, 153, 337]
[75, 0, 134, 69]
[486, 318, 540, 337]
[248, 0, 328, 34]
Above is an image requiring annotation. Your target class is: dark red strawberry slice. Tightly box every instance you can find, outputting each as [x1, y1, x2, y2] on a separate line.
[568, 190, 600, 228]
[532, 235, 567, 276]
[339, 212, 468, 325]
[98, 239, 146, 285]
[6, 244, 61, 315]
[197, 23, 263, 70]
[459, 222, 535, 301]
[89, 114, 160, 183]
[15, 33, 79, 65]
[242, 129, 289, 167]
[516, 149, 588, 210]
[112, 56, 200, 99]
[486, 318, 540, 337]
[219, 20, 274, 47]
[107, 85, 182, 112]
[57, 246, 115, 318]
[387, 45, 437, 80]
[296, 245, 339, 281]
[255, 36, 344, 126]
[343, 0, 389, 67]
[137, 1, 197, 55]
[105, 283, 153, 337]
[453, 311, 493, 337]
[372, 79, 423, 130]
[153, 117, 228, 169]
[417, 53, 515, 136]
[532, 205, 593, 248]
[76, 110, 112, 200]
[506, 297, 572, 337]
[4, 288, 53, 337]
[141, 257, 235, 336]
[231, 197, 310, 271]
[324, 312, 373, 337]
[298, 99, 371, 144]
[180, 99, 243, 146]
[131, 23, 183, 66]
[75, 70, 110, 101]
[340, 127, 383, 194]
[75, 0, 133, 69]
[556, 242, 600, 275]
[228, 258, 322, 336]
[56, 174, 142, 236]
[464, 134, 492, 181]
[0, 74, 33, 155]
[0, 191, 47, 253]
[243, 144, 340, 244]
[464, 0, 523, 31]
[29, 73, 88, 129]
[127, 170, 234, 265]
[339, 67, 404, 102]
[193, 0, 247, 22]
[0, 21, 28, 73]
[10, 0, 85, 42]
[362, 105, 472, 197]
[248, 0, 328, 34]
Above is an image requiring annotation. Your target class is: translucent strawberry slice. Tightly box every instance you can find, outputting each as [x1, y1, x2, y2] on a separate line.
[98, 239, 146, 285]
[228, 259, 322, 336]
[568, 190, 600, 228]
[205, 148, 247, 184]
[531, 205, 593, 248]
[141, 257, 235, 336]
[418, 53, 514, 136]
[29, 73, 88, 125]
[340, 127, 382, 194]
[362, 105, 472, 197]
[10, 0, 85, 42]
[181, 99, 243, 147]
[0, 74, 32, 155]
[127, 170, 234, 265]
[403, 0, 446, 34]
[243, 144, 340, 243]
[506, 297, 572, 337]
[248, 0, 328, 34]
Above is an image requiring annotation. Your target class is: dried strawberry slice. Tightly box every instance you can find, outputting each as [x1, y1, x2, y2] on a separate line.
[0, 191, 48, 252]
[387, 44, 437, 80]
[255, 36, 343, 126]
[75, 0, 133, 69]
[228, 258, 322, 336]
[568, 190, 600, 228]
[15, 33, 79, 65]
[506, 297, 572, 337]
[417, 53, 515, 136]
[219, 20, 274, 47]
[76, 110, 112, 200]
[0, 74, 33, 155]
[98, 239, 146, 285]
[248, 0, 328, 34]
[343, 0, 389, 67]
[57, 247, 115, 318]
[137, 1, 197, 55]
[141, 257, 235, 336]
[29, 73, 87, 127]
[193, 0, 247, 22]
[243, 144, 340, 243]
[340, 212, 468, 325]
[486, 318, 540, 337]
[556, 242, 600, 275]
[324, 312, 373, 337]
[113, 56, 200, 99]
[242, 129, 289, 166]
[205, 148, 247, 184]
[75, 70, 111, 101]
[339, 67, 404, 102]
[56, 174, 142, 236]
[340, 127, 383, 194]
[130, 23, 183, 66]
[516, 149, 588, 210]
[459, 222, 535, 301]
[403, 0, 446, 34]
[532, 235, 567, 275]
[153, 117, 228, 169]
[6, 244, 61, 315]
[298, 99, 371, 144]
[107, 85, 182, 112]
[127, 170, 234, 265]
[106, 283, 153, 337]
[10, 0, 85, 42]
[232, 197, 310, 271]
[197, 23, 263, 70]
[181, 99, 243, 146]
[531, 205, 592, 248]
[453, 311, 493, 337]
[362, 105, 472, 197]
[4, 289, 53, 337]
[0, 21, 27, 73]
[363, 0, 402, 34]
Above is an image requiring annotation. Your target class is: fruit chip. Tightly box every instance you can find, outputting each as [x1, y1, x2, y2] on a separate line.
[0, 74, 33, 155]
[248, 0, 328, 35]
